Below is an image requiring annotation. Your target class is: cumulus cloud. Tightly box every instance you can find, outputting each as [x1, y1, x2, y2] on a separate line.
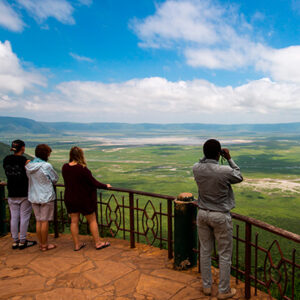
[0, 40, 46, 95]
[70, 52, 94, 62]
[132, 0, 300, 83]
[16, 76, 300, 123]
[0, 0, 24, 32]
[16, 0, 75, 24]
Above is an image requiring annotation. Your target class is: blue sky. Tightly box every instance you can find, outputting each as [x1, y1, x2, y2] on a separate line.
[0, 0, 300, 123]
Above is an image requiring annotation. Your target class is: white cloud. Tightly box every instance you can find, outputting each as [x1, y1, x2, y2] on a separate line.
[0, 0, 24, 32]
[0, 40, 46, 94]
[16, 0, 75, 25]
[16, 76, 300, 123]
[132, 0, 300, 83]
[70, 52, 94, 62]
[257, 46, 300, 83]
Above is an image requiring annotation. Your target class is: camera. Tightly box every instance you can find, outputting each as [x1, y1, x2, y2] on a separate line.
[220, 149, 226, 157]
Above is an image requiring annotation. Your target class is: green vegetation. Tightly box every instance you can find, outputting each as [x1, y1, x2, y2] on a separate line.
[1, 131, 300, 298]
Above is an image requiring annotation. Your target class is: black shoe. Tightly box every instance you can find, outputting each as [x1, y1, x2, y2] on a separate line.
[19, 240, 37, 250]
[12, 241, 19, 250]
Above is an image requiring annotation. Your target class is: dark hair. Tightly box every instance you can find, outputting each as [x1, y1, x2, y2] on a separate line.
[11, 140, 25, 153]
[35, 144, 52, 161]
[203, 139, 221, 159]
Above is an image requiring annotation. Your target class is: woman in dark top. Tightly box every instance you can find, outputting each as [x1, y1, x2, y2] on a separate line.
[62, 147, 111, 251]
[3, 140, 36, 250]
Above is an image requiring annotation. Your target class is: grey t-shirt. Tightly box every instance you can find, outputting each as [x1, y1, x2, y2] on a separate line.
[193, 158, 243, 212]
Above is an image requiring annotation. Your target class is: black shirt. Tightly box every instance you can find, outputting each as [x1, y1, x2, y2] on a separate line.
[3, 155, 28, 197]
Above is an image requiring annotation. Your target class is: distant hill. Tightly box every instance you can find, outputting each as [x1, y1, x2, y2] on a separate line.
[43, 120, 300, 135]
[0, 116, 57, 134]
[1, 116, 300, 135]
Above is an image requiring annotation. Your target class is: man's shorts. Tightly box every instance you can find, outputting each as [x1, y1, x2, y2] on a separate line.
[32, 201, 54, 221]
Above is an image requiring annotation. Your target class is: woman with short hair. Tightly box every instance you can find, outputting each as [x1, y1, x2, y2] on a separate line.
[62, 147, 111, 251]
[26, 144, 58, 251]
[3, 140, 37, 250]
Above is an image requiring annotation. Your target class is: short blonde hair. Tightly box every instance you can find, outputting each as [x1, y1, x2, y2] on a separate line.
[69, 146, 87, 167]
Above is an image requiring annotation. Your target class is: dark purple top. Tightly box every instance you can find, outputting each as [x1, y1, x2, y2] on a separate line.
[62, 163, 107, 215]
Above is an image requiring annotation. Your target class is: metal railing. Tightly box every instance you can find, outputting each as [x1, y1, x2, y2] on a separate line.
[0, 182, 299, 299]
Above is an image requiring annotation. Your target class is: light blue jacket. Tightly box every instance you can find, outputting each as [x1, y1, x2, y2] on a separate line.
[25, 158, 59, 204]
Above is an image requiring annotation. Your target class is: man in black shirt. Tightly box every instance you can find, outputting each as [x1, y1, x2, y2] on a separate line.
[3, 140, 36, 249]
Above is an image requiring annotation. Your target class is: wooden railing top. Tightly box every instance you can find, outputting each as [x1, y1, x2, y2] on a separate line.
[1, 181, 300, 243]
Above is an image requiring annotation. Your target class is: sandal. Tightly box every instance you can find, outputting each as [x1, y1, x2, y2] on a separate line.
[96, 241, 110, 250]
[74, 243, 86, 251]
[40, 244, 57, 252]
[12, 241, 19, 250]
[19, 240, 37, 250]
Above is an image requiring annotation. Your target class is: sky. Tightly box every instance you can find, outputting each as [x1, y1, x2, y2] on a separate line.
[0, 0, 300, 124]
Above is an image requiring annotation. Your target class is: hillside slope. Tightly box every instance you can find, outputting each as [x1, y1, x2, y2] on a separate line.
[0, 116, 57, 134]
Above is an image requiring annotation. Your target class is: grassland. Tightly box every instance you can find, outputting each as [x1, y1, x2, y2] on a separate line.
[1, 133, 300, 297]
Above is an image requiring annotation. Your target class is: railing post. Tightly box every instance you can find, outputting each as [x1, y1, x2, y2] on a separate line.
[129, 192, 135, 248]
[0, 184, 7, 236]
[245, 222, 252, 299]
[167, 198, 173, 259]
[53, 186, 59, 238]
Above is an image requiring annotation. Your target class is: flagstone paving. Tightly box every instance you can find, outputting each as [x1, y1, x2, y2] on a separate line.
[0, 233, 271, 300]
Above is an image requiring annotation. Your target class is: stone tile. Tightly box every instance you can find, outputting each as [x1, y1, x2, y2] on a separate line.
[83, 260, 133, 287]
[8, 296, 34, 300]
[35, 288, 89, 300]
[0, 275, 46, 298]
[169, 286, 206, 299]
[136, 274, 185, 300]
[0, 267, 32, 279]
[151, 268, 196, 283]
[114, 270, 141, 296]
[66, 259, 95, 274]
[5, 253, 38, 267]
[55, 273, 98, 289]
[85, 247, 124, 261]
[29, 256, 85, 277]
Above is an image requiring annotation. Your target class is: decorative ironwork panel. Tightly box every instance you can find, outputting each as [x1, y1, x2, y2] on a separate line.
[141, 200, 159, 245]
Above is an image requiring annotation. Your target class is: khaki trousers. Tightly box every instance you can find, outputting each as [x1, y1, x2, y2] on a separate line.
[197, 209, 233, 294]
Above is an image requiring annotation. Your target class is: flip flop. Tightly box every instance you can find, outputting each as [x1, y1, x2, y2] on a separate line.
[96, 241, 110, 250]
[41, 244, 57, 252]
[74, 243, 86, 251]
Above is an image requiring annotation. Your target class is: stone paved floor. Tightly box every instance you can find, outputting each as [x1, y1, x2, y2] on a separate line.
[0, 233, 271, 300]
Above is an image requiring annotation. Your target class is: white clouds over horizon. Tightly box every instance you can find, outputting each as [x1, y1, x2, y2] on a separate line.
[4, 76, 300, 123]
[132, 0, 300, 83]
[1, 37, 300, 123]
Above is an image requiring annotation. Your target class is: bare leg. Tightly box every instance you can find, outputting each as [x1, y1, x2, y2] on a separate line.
[40, 221, 49, 245]
[36, 221, 42, 245]
[70, 213, 80, 250]
[85, 212, 102, 246]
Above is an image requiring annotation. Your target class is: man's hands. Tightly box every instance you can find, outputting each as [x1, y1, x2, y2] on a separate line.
[106, 184, 112, 188]
[221, 148, 231, 160]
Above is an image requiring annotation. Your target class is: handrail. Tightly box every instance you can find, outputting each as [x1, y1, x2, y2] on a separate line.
[231, 212, 300, 243]
[1, 181, 300, 243]
[55, 183, 176, 201]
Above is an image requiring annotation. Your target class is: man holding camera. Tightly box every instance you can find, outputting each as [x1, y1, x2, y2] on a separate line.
[193, 139, 243, 299]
